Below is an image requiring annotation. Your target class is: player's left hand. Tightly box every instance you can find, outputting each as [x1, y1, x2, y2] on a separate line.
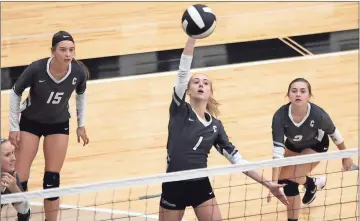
[77, 127, 89, 146]
[268, 182, 289, 205]
[342, 157, 353, 171]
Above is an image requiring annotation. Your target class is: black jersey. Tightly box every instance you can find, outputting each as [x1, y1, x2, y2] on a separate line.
[166, 88, 242, 173]
[165, 53, 246, 173]
[13, 57, 87, 124]
[272, 103, 337, 151]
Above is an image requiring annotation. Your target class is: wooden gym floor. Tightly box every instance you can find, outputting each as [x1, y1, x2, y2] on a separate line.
[1, 50, 358, 221]
[1, 2, 358, 221]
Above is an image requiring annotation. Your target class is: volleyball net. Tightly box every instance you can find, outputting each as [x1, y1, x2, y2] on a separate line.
[1, 148, 358, 221]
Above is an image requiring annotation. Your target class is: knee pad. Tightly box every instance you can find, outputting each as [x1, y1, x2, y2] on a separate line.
[20, 181, 28, 192]
[43, 172, 60, 201]
[279, 179, 299, 197]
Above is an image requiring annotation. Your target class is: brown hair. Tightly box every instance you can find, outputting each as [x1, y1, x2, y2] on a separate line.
[187, 75, 220, 117]
[287, 78, 313, 97]
[75, 60, 90, 80]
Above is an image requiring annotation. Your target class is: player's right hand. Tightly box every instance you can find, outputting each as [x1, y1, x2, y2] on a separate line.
[9, 131, 20, 148]
[268, 182, 289, 205]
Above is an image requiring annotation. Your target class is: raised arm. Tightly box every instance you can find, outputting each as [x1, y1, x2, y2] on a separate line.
[174, 37, 195, 100]
[170, 37, 196, 115]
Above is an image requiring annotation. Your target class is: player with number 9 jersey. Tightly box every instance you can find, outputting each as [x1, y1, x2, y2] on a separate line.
[268, 78, 353, 221]
[8, 31, 90, 221]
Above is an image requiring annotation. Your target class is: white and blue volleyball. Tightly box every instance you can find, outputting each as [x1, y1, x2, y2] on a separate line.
[181, 4, 216, 39]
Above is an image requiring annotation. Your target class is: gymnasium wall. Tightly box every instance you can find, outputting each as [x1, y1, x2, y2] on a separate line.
[1, 29, 358, 90]
[1, 2, 359, 90]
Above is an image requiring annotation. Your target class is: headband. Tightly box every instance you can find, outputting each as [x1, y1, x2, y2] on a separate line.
[52, 31, 74, 47]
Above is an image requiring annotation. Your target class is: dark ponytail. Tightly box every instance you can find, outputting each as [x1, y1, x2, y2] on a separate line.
[75, 60, 90, 80]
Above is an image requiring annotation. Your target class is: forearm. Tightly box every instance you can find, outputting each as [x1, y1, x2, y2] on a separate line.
[183, 37, 196, 56]
[9, 90, 21, 131]
[329, 128, 344, 149]
[336, 141, 346, 150]
[9, 185, 22, 193]
[175, 38, 195, 98]
[244, 170, 272, 189]
[75, 93, 86, 128]
[271, 167, 281, 183]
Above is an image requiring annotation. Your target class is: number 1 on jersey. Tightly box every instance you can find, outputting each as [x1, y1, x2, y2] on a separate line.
[193, 136, 203, 150]
[47, 92, 64, 104]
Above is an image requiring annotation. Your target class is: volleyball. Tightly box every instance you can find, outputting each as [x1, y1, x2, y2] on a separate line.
[181, 4, 217, 39]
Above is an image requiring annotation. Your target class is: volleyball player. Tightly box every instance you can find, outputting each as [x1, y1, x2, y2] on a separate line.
[1, 138, 31, 221]
[159, 37, 289, 221]
[8, 31, 90, 221]
[267, 78, 354, 221]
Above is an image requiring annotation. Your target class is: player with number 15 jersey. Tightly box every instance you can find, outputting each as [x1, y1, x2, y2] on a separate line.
[8, 31, 90, 221]
[13, 55, 86, 124]
[14, 55, 86, 124]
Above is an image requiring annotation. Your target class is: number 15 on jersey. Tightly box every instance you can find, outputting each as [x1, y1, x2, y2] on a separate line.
[47, 92, 64, 104]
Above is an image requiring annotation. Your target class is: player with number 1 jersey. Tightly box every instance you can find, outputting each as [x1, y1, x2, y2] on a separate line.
[159, 37, 289, 221]
[8, 31, 89, 221]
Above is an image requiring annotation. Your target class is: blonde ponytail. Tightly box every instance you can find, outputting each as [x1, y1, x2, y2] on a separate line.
[206, 96, 220, 117]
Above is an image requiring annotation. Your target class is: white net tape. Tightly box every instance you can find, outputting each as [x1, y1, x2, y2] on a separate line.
[1, 148, 358, 205]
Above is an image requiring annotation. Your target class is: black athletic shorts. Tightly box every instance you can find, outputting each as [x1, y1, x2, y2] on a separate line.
[285, 135, 329, 154]
[20, 116, 69, 137]
[160, 177, 215, 210]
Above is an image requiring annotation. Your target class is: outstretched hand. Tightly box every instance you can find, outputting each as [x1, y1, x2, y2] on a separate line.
[267, 182, 289, 205]
[342, 157, 353, 171]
